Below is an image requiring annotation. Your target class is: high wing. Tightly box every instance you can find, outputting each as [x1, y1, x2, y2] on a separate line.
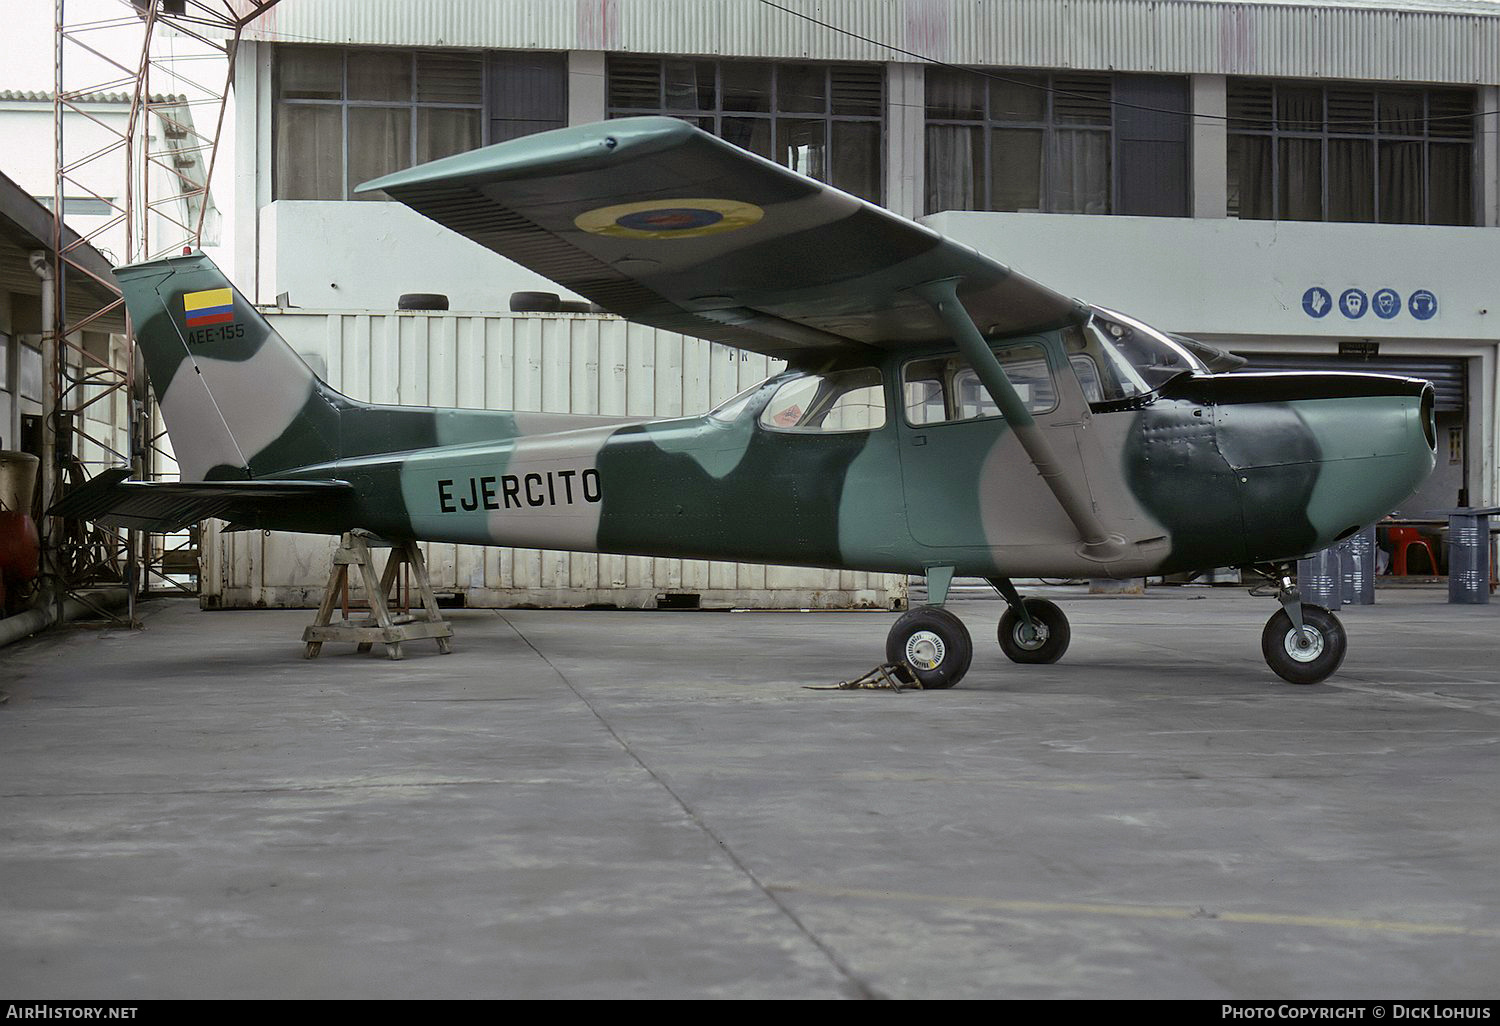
[359, 117, 1087, 362]
[50, 468, 356, 533]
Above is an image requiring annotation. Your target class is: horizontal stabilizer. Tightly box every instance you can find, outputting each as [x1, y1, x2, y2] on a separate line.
[50, 468, 355, 532]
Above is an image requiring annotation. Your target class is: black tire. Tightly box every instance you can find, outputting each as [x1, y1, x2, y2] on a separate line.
[397, 292, 449, 311]
[509, 291, 560, 312]
[886, 607, 973, 689]
[1261, 605, 1347, 684]
[997, 598, 1071, 664]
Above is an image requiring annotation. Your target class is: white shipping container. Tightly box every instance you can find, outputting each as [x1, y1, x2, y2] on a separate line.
[198, 308, 906, 611]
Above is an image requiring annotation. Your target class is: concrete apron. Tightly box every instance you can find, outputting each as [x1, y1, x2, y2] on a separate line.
[0, 588, 1496, 999]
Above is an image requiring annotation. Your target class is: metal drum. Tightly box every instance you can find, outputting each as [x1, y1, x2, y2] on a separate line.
[0, 451, 41, 613]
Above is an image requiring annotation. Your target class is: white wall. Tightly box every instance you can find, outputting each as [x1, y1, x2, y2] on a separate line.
[924, 211, 1500, 345]
[259, 200, 587, 311]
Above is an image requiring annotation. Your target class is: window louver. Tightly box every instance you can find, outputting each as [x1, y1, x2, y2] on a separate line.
[1327, 88, 1375, 135]
[607, 57, 662, 109]
[1428, 90, 1475, 141]
[1228, 81, 1273, 132]
[831, 66, 883, 117]
[1052, 75, 1110, 124]
[415, 52, 482, 105]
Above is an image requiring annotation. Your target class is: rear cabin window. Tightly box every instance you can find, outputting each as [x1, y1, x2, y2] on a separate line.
[902, 342, 1057, 425]
[759, 368, 886, 432]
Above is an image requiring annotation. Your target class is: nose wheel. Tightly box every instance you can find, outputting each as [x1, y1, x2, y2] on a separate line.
[1256, 567, 1347, 684]
[1261, 604, 1346, 684]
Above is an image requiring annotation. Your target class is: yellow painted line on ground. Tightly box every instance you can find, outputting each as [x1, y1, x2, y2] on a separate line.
[768, 883, 1499, 938]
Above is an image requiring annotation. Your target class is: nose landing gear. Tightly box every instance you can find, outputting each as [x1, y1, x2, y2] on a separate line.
[1257, 567, 1347, 685]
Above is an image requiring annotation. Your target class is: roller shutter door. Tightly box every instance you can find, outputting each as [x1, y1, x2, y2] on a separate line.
[1237, 353, 1466, 413]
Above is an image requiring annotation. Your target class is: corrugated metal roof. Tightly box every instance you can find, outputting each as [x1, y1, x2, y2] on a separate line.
[243, 0, 1500, 84]
[1234, 0, 1498, 12]
[0, 90, 188, 105]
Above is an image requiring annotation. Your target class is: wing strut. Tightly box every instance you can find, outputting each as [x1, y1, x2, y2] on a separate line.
[914, 278, 1125, 563]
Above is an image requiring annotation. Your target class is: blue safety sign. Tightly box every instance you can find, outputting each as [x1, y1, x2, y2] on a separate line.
[1301, 287, 1332, 319]
[1302, 286, 1437, 321]
[1408, 290, 1438, 320]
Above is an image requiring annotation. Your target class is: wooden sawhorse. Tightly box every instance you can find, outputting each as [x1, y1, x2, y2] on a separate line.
[302, 532, 453, 660]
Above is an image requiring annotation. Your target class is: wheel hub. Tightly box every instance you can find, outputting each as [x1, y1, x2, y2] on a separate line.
[1283, 625, 1325, 663]
[1012, 620, 1050, 650]
[905, 630, 946, 670]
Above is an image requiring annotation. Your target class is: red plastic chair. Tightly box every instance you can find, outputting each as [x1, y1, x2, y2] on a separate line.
[1389, 526, 1439, 576]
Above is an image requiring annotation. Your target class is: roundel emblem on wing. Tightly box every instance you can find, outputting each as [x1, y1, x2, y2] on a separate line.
[574, 198, 764, 239]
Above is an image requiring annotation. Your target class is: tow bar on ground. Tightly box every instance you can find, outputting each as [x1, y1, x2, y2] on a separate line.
[805, 662, 924, 692]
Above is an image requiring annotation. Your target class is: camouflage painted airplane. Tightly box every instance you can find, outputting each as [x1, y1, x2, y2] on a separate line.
[55, 117, 1437, 687]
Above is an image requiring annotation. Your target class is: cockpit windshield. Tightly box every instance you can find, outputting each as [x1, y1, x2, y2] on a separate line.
[708, 378, 775, 422]
[1087, 306, 1209, 389]
[1061, 321, 1153, 406]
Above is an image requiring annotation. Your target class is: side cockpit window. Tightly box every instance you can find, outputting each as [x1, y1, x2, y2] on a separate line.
[759, 367, 887, 433]
[902, 342, 1057, 426]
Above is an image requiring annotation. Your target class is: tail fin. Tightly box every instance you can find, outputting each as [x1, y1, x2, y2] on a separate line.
[116, 253, 339, 481]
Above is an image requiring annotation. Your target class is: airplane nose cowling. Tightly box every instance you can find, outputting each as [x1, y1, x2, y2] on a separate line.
[1291, 382, 1436, 542]
[1175, 373, 1437, 564]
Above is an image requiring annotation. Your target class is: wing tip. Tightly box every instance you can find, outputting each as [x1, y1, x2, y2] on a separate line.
[356, 117, 701, 197]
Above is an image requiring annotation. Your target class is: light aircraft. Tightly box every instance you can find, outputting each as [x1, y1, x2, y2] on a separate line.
[54, 117, 1436, 687]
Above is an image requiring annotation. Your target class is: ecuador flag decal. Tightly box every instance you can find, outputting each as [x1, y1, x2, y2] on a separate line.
[183, 287, 233, 327]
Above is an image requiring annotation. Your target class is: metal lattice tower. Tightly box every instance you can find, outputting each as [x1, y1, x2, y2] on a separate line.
[48, 0, 282, 616]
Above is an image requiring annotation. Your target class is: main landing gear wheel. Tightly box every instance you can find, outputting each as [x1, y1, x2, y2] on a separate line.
[887, 607, 973, 689]
[1261, 604, 1347, 685]
[997, 598, 1071, 664]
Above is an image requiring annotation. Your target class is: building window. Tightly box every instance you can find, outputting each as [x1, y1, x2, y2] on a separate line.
[19, 344, 42, 403]
[606, 56, 885, 204]
[273, 46, 566, 201]
[924, 68, 1189, 218]
[1227, 80, 1475, 225]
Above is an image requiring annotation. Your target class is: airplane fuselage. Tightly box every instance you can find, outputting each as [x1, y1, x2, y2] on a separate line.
[273, 330, 1435, 582]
